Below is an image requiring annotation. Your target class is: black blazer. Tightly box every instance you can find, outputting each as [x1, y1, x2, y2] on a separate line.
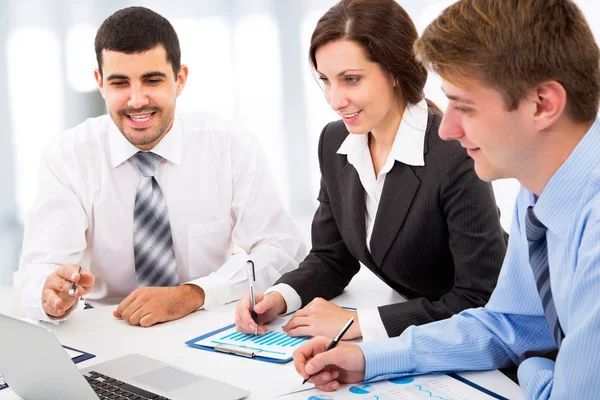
[277, 107, 507, 337]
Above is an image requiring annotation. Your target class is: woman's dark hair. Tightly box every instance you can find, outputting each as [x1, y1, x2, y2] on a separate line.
[310, 0, 432, 108]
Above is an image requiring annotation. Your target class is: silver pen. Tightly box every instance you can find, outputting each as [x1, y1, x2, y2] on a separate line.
[246, 260, 258, 335]
[68, 266, 82, 297]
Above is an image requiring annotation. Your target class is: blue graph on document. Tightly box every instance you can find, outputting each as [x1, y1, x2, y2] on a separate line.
[222, 330, 307, 346]
[210, 330, 309, 356]
[412, 384, 452, 400]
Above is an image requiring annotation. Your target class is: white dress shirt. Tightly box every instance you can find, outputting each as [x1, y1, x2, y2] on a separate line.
[269, 99, 428, 341]
[19, 111, 309, 322]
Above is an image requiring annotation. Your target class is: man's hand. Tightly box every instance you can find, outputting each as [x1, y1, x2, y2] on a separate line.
[113, 285, 205, 327]
[283, 298, 361, 339]
[235, 291, 287, 334]
[294, 336, 366, 391]
[42, 264, 94, 317]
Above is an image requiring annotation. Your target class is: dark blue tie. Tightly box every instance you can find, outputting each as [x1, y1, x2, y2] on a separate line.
[525, 206, 564, 348]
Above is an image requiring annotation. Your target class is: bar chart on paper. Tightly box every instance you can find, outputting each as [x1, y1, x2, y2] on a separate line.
[194, 317, 310, 361]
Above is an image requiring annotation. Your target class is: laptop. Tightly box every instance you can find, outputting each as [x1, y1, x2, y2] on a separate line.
[0, 314, 249, 400]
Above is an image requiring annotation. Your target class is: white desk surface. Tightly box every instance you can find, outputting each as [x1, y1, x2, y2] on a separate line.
[0, 268, 524, 399]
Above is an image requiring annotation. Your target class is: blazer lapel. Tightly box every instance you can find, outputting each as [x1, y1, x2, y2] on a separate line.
[337, 162, 376, 269]
[370, 162, 420, 266]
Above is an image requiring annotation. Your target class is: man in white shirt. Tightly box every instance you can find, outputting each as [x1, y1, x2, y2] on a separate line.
[19, 6, 308, 327]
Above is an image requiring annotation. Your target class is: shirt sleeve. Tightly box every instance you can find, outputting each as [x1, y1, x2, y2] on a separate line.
[19, 146, 88, 322]
[357, 308, 390, 342]
[189, 131, 309, 309]
[517, 357, 554, 399]
[265, 283, 303, 314]
[356, 200, 556, 383]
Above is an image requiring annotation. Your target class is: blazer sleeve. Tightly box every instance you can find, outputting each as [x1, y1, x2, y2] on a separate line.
[378, 147, 507, 337]
[275, 124, 360, 305]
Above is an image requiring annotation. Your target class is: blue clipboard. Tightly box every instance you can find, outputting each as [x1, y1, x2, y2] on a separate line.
[63, 345, 96, 364]
[186, 306, 357, 364]
[0, 345, 95, 391]
[186, 323, 295, 364]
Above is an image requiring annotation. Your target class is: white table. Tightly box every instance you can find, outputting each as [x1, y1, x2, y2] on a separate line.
[0, 268, 524, 399]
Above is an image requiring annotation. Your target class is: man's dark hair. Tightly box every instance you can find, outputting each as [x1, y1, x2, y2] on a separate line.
[94, 6, 181, 78]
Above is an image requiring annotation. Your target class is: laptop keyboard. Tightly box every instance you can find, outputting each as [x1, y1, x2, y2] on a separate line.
[84, 371, 171, 400]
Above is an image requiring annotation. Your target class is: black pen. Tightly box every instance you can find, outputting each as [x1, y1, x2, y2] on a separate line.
[302, 316, 355, 385]
[68, 266, 82, 297]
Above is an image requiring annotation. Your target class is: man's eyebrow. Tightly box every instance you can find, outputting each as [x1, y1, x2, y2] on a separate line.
[441, 86, 475, 104]
[141, 71, 167, 79]
[446, 95, 475, 105]
[106, 71, 167, 81]
[106, 74, 129, 81]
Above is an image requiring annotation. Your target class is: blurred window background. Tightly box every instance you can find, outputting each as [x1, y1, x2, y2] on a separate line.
[1, 0, 598, 285]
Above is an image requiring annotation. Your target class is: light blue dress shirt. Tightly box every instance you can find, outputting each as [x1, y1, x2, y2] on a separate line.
[357, 117, 600, 399]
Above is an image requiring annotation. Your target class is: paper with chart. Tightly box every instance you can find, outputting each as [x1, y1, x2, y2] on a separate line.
[194, 316, 310, 361]
[276, 374, 502, 400]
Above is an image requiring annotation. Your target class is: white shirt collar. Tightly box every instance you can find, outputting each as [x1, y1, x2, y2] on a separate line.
[108, 114, 183, 168]
[337, 98, 428, 167]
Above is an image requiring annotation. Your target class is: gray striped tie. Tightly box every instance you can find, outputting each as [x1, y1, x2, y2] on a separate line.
[133, 152, 179, 287]
[525, 206, 564, 348]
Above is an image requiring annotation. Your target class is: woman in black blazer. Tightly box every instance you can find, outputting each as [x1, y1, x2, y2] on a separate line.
[235, 0, 507, 340]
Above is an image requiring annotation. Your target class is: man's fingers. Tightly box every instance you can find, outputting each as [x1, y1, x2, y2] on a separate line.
[127, 306, 147, 326]
[115, 291, 138, 317]
[74, 284, 92, 298]
[304, 345, 340, 377]
[293, 351, 309, 378]
[311, 369, 339, 385]
[315, 380, 340, 392]
[49, 274, 71, 293]
[42, 287, 75, 316]
[139, 313, 157, 327]
[118, 297, 143, 321]
[78, 271, 95, 289]
[55, 264, 81, 282]
[42, 295, 63, 317]
[293, 336, 332, 376]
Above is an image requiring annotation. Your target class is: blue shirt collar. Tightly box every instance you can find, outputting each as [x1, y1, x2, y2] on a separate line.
[532, 116, 600, 237]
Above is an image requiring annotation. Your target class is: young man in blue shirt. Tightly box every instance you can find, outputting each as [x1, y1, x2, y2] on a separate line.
[292, 0, 600, 398]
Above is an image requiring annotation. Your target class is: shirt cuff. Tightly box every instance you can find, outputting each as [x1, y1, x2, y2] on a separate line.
[357, 336, 411, 381]
[518, 356, 555, 392]
[266, 283, 302, 314]
[187, 273, 230, 310]
[357, 308, 390, 342]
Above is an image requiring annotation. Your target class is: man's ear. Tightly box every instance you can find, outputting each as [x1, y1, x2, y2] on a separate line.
[94, 69, 105, 98]
[532, 81, 567, 131]
[176, 64, 189, 97]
